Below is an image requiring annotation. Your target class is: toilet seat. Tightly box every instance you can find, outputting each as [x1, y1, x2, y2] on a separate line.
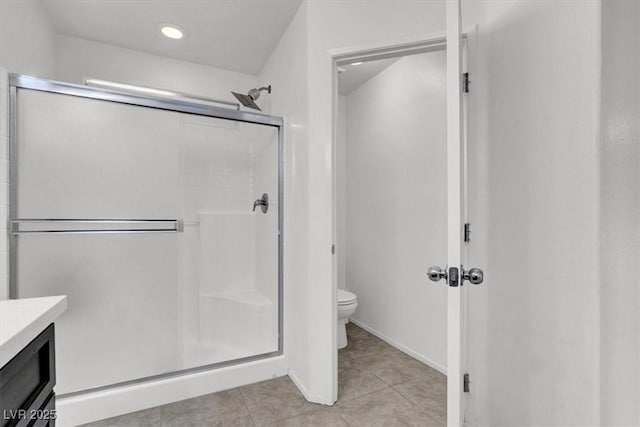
[338, 289, 357, 306]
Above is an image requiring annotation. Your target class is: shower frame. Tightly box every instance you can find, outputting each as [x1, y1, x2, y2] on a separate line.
[7, 73, 285, 394]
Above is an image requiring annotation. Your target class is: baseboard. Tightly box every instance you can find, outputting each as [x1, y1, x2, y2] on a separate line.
[349, 318, 447, 375]
[287, 369, 330, 405]
[56, 356, 288, 427]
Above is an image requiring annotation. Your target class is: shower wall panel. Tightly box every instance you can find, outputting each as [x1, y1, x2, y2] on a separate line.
[252, 130, 279, 306]
[178, 115, 278, 368]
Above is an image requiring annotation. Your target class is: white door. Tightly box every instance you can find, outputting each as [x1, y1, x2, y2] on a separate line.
[426, 1, 484, 425]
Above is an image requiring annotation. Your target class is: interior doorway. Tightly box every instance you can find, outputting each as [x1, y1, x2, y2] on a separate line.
[333, 41, 450, 425]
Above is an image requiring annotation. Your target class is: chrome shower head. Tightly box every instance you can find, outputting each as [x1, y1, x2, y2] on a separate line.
[231, 85, 271, 111]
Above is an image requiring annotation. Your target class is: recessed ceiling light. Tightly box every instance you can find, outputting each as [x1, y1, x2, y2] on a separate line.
[161, 25, 184, 39]
[351, 62, 363, 66]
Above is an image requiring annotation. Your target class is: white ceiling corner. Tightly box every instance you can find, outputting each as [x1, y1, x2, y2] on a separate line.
[338, 57, 401, 96]
[40, 0, 303, 75]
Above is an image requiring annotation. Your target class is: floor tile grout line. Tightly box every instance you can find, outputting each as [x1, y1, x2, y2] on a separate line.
[385, 384, 423, 409]
[390, 382, 448, 424]
[371, 372, 398, 388]
[393, 375, 447, 400]
[390, 383, 417, 405]
[372, 372, 411, 390]
[339, 413, 354, 427]
[336, 384, 392, 404]
[238, 386, 259, 427]
[237, 378, 323, 426]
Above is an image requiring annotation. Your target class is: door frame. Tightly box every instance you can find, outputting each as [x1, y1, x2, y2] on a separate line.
[328, 26, 476, 422]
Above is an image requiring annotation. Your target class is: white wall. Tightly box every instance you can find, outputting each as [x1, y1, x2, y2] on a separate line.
[340, 52, 447, 371]
[0, 0, 56, 299]
[0, 0, 56, 78]
[54, 35, 257, 105]
[600, 1, 640, 424]
[257, 1, 316, 401]
[464, 1, 602, 425]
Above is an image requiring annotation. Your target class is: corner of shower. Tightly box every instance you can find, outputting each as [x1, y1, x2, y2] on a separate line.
[7, 74, 284, 402]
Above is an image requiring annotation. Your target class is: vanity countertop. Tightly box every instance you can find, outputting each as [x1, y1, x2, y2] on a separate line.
[0, 295, 67, 367]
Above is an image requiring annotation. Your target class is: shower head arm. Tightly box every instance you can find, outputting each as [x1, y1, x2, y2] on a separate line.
[248, 85, 272, 100]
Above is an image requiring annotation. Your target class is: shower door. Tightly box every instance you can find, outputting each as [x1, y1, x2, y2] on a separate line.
[9, 75, 282, 395]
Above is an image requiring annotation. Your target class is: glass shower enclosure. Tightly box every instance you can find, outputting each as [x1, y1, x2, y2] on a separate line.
[8, 75, 283, 396]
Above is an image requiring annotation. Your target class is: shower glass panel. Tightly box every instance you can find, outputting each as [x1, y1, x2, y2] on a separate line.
[11, 82, 281, 395]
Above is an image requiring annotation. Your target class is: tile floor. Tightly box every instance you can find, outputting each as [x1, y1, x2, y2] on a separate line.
[83, 324, 446, 426]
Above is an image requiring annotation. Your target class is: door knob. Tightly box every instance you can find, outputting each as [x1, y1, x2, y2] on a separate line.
[463, 267, 484, 285]
[427, 266, 447, 282]
[429, 265, 484, 285]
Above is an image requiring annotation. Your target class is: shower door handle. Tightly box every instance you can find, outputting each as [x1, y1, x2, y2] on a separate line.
[10, 219, 185, 234]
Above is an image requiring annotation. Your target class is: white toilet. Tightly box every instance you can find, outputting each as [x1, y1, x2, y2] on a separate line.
[337, 289, 358, 349]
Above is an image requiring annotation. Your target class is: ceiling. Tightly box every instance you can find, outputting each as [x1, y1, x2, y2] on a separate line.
[338, 57, 400, 96]
[41, 0, 304, 75]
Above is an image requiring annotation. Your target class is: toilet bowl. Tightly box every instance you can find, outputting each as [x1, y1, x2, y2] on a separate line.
[337, 289, 358, 349]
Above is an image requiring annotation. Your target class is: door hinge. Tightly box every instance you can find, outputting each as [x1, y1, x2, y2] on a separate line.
[463, 73, 470, 93]
[463, 373, 470, 392]
[464, 223, 471, 243]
